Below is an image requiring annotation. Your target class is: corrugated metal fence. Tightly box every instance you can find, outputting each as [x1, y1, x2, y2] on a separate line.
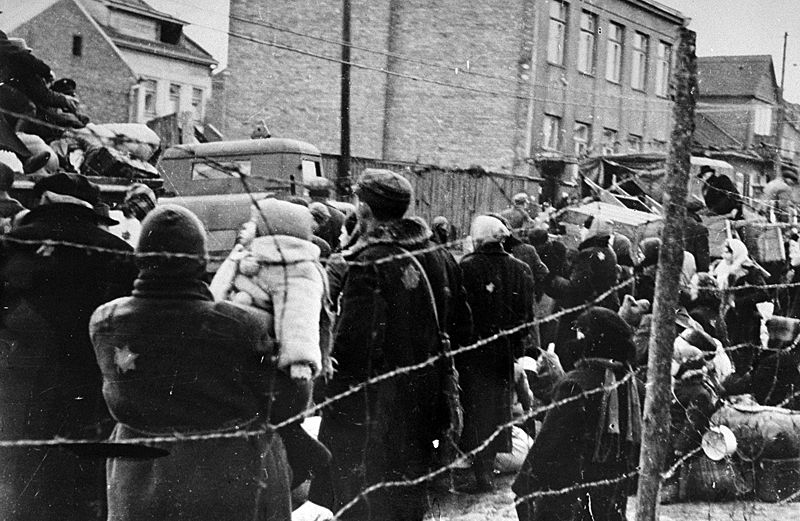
[321, 154, 542, 237]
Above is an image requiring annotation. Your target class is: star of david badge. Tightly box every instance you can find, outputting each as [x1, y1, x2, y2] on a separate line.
[114, 346, 139, 374]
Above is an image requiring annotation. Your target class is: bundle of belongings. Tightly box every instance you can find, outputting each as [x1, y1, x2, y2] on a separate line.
[666, 316, 800, 503]
[0, 32, 160, 181]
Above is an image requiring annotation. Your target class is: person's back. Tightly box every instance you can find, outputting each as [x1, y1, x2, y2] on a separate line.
[90, 205, 294, 521]
[0, 173, 136, 521]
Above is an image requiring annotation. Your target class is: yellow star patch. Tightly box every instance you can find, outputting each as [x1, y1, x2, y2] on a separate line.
[114, 346, 139, 374]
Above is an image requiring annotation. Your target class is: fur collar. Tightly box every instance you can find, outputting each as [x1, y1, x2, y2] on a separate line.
[347, 218, 431, 257]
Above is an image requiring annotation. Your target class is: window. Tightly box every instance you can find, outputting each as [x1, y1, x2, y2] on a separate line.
[574, 122, 591, 156]
[631, 32, 649, 90]
[548, 1, 568, 65]
[192, 160, 251, 180]
[602, 128, 618, 155]
[72, 35, 83, 57]
[169, 84, 181, 114]
[142, 80, 157, 119]
[754, 105, 773, 135]
[578, 12, 597, 74]
[655, 42, 672, 97]
[606, 23, 623, 83]
[191, 88, 204, 122]
[627, 134, 643, 152]
[543, 115, 562, 150]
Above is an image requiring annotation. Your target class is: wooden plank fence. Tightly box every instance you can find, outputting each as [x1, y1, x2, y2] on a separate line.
[322, 154, 543, 238]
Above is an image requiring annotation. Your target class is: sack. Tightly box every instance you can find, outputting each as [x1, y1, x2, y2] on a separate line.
[712, 402, 800, 460]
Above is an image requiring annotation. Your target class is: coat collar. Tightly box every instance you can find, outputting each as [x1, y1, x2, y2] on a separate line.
[347, 218, 431, 257]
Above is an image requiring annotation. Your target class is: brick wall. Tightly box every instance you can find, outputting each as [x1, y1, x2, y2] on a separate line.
[11, 0, 137, 124]
[224, 0, 526, 171]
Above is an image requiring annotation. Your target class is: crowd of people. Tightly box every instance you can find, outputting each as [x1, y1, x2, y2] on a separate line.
[0, 27, 798, 521]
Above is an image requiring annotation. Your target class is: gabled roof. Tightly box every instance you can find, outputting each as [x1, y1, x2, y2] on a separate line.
[106, 0, 186, 26]
[697, 55, 778, 102]
[100, 23, 216, 66]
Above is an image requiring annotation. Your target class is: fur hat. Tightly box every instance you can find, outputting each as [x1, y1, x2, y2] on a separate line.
[254, 198, 314, 240]
[355, 169, 412, 219]
[136, 204, 207, 276]
[618, 294, 651, 328]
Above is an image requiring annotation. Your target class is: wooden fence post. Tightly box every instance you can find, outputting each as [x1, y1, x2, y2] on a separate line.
[635, 26, 697, 521]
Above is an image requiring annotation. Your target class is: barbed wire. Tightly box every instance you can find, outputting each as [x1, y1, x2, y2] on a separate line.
[333, 371, 637, 519]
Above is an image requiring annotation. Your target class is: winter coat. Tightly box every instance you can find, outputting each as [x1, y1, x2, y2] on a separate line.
[546, 235, 620, 370]
[507, 238, 549, 292]
[513, 358, 642, 521]
[458, 242, 534, 458]
[308, 218, 471, 521]
[90, 276, 294, 521]
[723, 264, 769, 361]
[684, 214, 710, 272]
[0, 203, 136, 521]
[751, 350, 800, 409]
[687, 293, 723, 340]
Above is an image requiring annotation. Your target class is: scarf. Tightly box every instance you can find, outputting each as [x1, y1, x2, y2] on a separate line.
[577, 358, 642, 464]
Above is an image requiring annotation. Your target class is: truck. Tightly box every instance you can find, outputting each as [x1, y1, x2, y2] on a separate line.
[12, 137, 328, 269]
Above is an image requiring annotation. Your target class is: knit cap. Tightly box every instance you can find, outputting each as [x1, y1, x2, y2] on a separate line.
[355, 169, 412, 218]
[136, 204, 207, 276]
[254, 198, 314, 240]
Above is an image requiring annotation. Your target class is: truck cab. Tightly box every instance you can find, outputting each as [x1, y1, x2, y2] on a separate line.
[157, 138, 325, 265]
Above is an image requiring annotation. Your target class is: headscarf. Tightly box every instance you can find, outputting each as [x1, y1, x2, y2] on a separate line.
[713, 238, 751, 289]
[470, 214, 510, 248]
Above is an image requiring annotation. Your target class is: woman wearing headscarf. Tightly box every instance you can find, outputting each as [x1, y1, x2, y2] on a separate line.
[513, 307, 642, 521]
[712, 239, 770, 368]
[458, 215, 534, 492]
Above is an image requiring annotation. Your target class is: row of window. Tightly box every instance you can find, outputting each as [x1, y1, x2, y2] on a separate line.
[548, 0, 672, 96]
[542, 114, 666, 156]
[141, 80, 204, 122]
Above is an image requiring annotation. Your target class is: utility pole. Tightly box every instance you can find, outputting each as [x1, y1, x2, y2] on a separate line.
[774, 32, 788, 180]
[338, 0, 352, 199]
[635, 26, 697, 521]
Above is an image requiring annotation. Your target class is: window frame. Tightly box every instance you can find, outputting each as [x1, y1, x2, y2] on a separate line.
[169, 83, 181, 115]
[142, 79, 158, 119]
[577, 11, 597, 75]
[631, 32, 649, 91]
[543, 114, 563, 151]
[605, 22, 624, 83]
[655, 41, 672, 97]
[547, 1, 569, 66]
[573, 122, 591, 156]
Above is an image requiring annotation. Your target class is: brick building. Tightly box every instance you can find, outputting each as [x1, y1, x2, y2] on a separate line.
[3, 0, 216, 125]
[694, 55, 800, 196]
[220, 0, 685, 178]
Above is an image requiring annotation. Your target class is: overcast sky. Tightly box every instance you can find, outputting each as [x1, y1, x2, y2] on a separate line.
[148, 0, 800, 103]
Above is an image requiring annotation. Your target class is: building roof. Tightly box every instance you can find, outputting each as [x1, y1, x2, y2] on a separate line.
[697, 55, 778, 101]
[101, 23, 216, 66]
[106, 0, 186, 25]
[694, 112, 744, 150]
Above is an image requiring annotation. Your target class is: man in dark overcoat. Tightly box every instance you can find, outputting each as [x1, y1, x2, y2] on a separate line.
[0, 173, 137, 520]
[309, 169, 471, 520]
